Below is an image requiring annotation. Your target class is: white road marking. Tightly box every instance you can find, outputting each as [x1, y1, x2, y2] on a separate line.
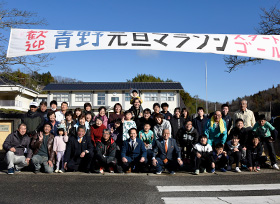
[162, 195, 280, 204]
[157, 183, 280, 192]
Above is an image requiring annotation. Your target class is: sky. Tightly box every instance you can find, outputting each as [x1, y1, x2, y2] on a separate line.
[4, 0, 280, 103]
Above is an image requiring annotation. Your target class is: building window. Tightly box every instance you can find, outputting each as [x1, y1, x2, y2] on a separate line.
[161, 92, 175, 102]
[144, 93, 158, 101]
[111, 97, 119, 102]
[53, 93, 69, 102]
[75, 94, 91, 102]
[98, 93, 105, 105]
[125, 93, 130, 101]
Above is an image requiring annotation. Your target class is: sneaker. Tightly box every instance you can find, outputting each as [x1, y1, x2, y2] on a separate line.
[169, 171, 176, 175]
[203, 168, 207, 173]
[99, 167, 104, 174]
[55, 169, 59, 173]
[273, 164, 279, 170]
[227, 166, 232, 171]
[256, 166, 261, 171]
[211, 168, 215, 173]
[220, 168, 227, 172]
[7, 168, 14, 175]
[241, 164, 247, 169]
[14, 168, 21, 173]
[156, 171, 162, 175]
[58, 170, 63, 173]
[235, 167, 242, 173]
[194, 169, 199, 175]
[109, 167, 114, 173]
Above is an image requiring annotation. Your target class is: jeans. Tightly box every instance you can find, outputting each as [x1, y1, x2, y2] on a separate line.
[5, 151, 28, 170]
[32, 155, 53, 173]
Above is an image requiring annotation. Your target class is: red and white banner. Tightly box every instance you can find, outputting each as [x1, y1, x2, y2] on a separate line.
[6, 28, 280, 61]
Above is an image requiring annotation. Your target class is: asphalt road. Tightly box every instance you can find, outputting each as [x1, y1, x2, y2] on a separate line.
[0, 169, 280, 204]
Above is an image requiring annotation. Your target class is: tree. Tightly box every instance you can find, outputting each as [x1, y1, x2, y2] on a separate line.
[224, 6, 279, 72]
[127, 74, 197, 113]
[0, 1, 53, 74]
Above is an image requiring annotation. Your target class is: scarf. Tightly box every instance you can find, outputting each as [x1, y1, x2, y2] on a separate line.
[210, 116, 225, 134]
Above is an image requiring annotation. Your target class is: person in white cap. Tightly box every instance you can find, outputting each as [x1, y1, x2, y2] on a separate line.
[21, 101, 44, 137]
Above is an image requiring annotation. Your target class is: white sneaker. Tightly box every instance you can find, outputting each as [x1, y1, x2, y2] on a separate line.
[235, 167, 242, 173]
[55, 169, 59, 173]
[273, 164, 279, 170]
[156, 171, 162, 175]
[194, 169, 199, 175]
[58, 170, 63, 173]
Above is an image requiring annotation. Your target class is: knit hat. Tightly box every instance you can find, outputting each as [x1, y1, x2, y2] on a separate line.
[57, 123, 66, 132]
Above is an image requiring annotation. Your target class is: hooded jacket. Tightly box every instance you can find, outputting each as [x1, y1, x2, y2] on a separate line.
[95, 138, 117, 164]
[153, 119, 172, 139]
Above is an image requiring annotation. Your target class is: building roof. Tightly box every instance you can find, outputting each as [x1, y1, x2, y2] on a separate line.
[0, 76, 19, 86]
[0, 76, 39, 95]
[43, 82, 184, 91]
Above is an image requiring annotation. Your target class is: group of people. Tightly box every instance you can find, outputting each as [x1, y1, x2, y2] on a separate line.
[3, 93, 279, 175]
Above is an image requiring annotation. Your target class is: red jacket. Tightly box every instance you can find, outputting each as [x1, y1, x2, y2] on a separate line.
[91, 124, 106, 146]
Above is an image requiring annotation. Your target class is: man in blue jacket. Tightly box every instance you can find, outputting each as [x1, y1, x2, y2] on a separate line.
[152, 129, 183, 175]
[121, 128, 147, 173]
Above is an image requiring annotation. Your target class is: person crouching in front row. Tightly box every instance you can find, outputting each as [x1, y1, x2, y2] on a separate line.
[121, 128, 147, 173]
[152, 129, 183, 175]
[193, 135, 213, 175]
[64, 125, 94, 173]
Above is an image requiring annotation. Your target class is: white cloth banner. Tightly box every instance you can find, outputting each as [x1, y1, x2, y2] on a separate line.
[6, 28, 280, 61]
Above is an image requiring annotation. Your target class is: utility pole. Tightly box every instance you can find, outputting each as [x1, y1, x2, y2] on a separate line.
[205, 61, 208, 114]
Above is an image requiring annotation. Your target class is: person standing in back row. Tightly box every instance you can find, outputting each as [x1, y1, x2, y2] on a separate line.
[192, 107, 208, 136]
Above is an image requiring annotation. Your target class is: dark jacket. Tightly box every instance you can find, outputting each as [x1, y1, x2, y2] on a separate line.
[192, 116, 208, 136]
[64, 135, 94, 163]
[246, 143, 263, 167]
[96, 138, 117, 164]
[21, 110, 44, 136]
[30, 132, 55, 163]
[225, 140, 243, 156]
[170, 116, 184, 139]
[153, 138, 181, 161]
[66, 121, 75, 136]
[177, 126, 199, 147]
[121, 137, 147, 159]
[222, 114, 232, 133]
[108, 113, 124, 124]
[3, 131, 33, 158]
[161, 111, 172, 121]
[228, 127, 249, 147]
[129, 106, 144, 120]
[37, 109, 48, 121]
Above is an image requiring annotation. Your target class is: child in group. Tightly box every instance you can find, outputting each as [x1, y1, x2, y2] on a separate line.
[211, 143, 228, 173]
[225, 135, 243, 172]
[192, 135, 213, 175]
[246, 136, 267, 172]
[122, 111, 137, 141]
[53, 123, 68, 173]
[130, 89, 143, 105]
[109, 119, 123, 148]
[139, 123, 154, 162]
[252, 114, 279, 170]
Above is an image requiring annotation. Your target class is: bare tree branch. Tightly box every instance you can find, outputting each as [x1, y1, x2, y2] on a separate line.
[225, 5, 279, 72]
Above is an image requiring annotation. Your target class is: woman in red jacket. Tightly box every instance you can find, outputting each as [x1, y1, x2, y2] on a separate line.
[91, 117, 106, 146]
